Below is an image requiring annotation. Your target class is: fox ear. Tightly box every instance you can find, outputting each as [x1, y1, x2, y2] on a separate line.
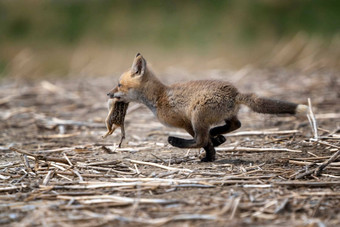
[131, 53, 146, 76]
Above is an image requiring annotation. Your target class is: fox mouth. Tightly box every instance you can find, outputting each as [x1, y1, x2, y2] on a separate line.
[107, 93, 117, 99]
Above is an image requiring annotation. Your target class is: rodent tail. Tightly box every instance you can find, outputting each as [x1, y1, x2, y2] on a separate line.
[236, 93, 308, 115]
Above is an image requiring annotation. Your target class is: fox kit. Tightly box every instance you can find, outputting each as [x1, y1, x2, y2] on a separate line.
[107, 53, 308, 162]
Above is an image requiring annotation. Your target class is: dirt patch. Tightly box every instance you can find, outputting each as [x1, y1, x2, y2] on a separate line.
[0, 68, 339, 226]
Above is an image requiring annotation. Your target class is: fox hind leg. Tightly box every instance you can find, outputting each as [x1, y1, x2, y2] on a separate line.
[211, 135, 227, 147]
[168, 135, 216, 162]
[168, 136, 196, 148]
[167, 119, 220, 162]
[210, 116, 241, 147]
[168, 124, 196, 148]
[210, 116, 241, 136]
[168, 122, 209, 149]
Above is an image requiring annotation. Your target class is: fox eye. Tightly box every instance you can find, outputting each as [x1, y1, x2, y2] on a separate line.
[118, 83, 122, 88]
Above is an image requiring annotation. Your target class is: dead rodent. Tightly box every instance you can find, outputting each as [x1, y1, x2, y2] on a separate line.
[102, 98, 129, 147]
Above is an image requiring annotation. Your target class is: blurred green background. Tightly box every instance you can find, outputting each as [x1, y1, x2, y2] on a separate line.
[0, 0, 339, 78]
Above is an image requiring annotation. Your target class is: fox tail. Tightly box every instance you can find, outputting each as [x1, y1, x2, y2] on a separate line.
[236, 93, 308, 115]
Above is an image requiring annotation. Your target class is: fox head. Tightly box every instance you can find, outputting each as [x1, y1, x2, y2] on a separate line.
[107, 53, 149, 102]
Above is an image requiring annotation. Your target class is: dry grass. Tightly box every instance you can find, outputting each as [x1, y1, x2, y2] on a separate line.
[0, 67, 339, 226]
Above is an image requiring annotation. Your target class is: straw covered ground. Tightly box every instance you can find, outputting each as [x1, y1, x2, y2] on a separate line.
[0, 67, 339, 226]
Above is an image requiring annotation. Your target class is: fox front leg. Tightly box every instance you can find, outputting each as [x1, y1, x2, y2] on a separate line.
[167, 123, 217, 162]
[167, 136, 195, 148]
[168, 124, 209, 148]
[167, 136, 216, 162]
[201, 142, 216, 162]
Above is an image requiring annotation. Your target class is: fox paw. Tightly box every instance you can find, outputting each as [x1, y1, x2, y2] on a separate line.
[211, 135, 226, 147]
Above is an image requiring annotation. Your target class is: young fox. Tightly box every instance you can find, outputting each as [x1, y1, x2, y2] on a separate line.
[107, 53, 308, 162]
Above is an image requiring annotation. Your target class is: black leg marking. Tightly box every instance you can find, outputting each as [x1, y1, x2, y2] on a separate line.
[168, 136, 196, 148]
[201, 142, 216, 162]
[209, 117, 241, 148]
[210, 122, 232, 137]
[168, 136, 217, 162]
[209, 117, 241, 147]
[168, 122, 219, 161]
[211, 135, 226, 147]
[210, 117, 241, 136]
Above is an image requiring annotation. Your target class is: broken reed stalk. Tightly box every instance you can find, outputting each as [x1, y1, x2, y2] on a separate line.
[42, 170, 54, 186]
[226, 130, 300, 137]
[10, 147, 70, 164]
[169, 129, 300, 138]
[273, 181, 340, 187]
[85, 160, 121, 166]
[63, 153, 73, 166]
[57, 194, 180, 205]
[0, 185, 28, 192]
[99, 214, 217, 225]
[216, 147, 302, 153]
[128, 159, 193, 173]
[293, 140, 340, 179]
[292, 98, 340, 178]
[314, 148, 340, 176]
[307, 98, 318, 141]
[72, 170, 84, 182]
[289, 160, 340, 167]
[229, 196, 241, 220]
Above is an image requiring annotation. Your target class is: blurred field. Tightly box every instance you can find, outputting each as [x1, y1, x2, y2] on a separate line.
[0, 0, 339, 79]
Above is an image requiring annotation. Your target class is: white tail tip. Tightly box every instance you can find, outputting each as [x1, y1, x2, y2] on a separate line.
[296, 104, 309, 115]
